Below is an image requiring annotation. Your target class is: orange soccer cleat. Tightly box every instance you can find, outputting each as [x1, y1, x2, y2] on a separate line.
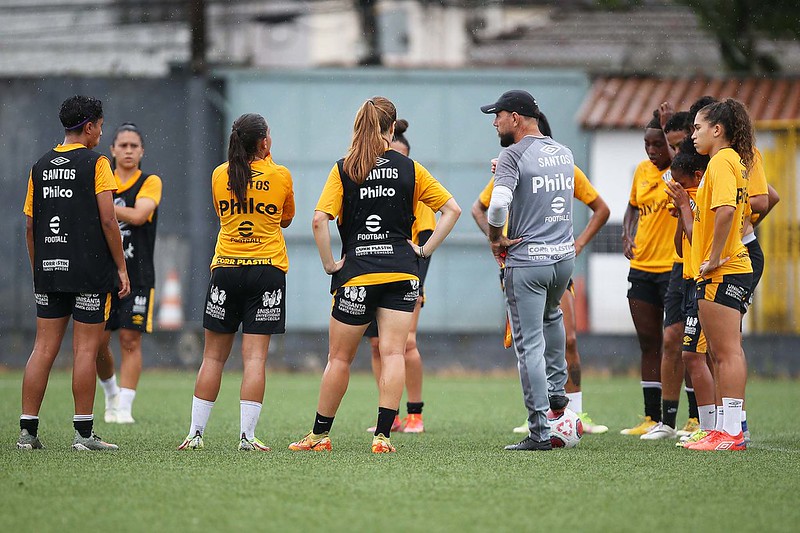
[686, 430, 746, 451]
[288, 432, 332, 452]
[401, 413, 424, 433]
[371, 433, 396, 453]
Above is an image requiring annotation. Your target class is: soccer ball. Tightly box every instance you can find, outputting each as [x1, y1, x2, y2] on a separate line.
[547, 408, 583, 448]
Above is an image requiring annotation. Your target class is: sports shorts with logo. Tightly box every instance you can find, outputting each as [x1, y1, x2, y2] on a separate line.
[664, 263, 692, 327]
[35, 292, 111, 324]
[106, 287, 154, 333]
[696, 273, 752, 314]
[203, 264, 286, 335]
[333, 279, 419, 327]
[682, 286, 706, 355]
[743, 238, 764, 312]
[627, 267, 670, 307]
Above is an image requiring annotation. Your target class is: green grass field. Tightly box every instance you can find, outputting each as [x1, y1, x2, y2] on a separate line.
[1, 370, 798, 532]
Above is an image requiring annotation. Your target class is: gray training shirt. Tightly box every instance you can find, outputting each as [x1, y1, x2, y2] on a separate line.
[493, 135, 575, 267]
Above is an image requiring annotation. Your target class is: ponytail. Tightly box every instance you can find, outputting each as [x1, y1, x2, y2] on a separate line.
[700, 99, 754, 173]
[343, 97, 397, 184]
[227, 113, 268, 205]
[536, 111, 553, 138]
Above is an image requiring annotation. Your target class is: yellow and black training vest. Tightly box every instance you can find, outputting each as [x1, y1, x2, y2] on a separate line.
[332, 150, 417, 293]
[31, 147, 116, 293]
[116, 173, 158, 287]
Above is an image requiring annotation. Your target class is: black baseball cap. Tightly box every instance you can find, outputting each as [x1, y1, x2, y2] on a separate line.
[480, 90, 539, 117]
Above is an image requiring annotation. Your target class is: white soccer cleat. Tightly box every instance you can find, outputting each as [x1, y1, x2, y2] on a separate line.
[104, 394, 119, 423]
[114, 410, 135, 424]
[640, 422, 678, 440]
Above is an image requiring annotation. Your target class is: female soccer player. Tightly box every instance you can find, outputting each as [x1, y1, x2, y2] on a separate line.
[684, 99, 754, 451]
[620, 111, 676, 435]
[290, 97, 460, 453]
[365, 118, 435, 434]
[95, 123, 162, 424]
[178, 113, 294, 451]
[18, 95, 129, 451]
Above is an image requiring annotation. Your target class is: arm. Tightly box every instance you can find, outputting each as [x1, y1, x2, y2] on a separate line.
[698, 205, 734, 277]
[26, 216, 34, 272]
[574, 195, 610, 256]
[487, 185, 522, 266]
[97, 190, 130, 297]
[115, 197, 156, 226]
[753, 184, 780, 227]
[471, 198, 490, 238]
[622, 203, 639, 260]
[280, 218, 293, 228]
[409, 198, 461, 258]
[665, 180, 694, 242]
[312, 210, 343, 274]
[674, 216, 684, 258]
[748, 194, 768, 217]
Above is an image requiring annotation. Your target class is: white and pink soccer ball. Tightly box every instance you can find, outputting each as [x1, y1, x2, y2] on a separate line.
[547, 408, 584, 448]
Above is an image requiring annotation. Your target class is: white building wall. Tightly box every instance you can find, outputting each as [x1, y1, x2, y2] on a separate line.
[588, 130, 645, 333]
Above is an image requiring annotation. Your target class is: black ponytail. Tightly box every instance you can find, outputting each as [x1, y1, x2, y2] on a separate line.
[228, 113, 268, 205]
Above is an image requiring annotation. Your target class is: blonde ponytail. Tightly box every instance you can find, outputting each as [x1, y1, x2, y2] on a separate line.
[343, 97, 396, 184]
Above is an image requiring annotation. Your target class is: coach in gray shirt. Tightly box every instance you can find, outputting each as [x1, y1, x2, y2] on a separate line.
[482, 90, 576, 451]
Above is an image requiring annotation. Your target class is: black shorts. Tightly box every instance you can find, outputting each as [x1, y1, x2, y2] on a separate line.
[106, 287, 154, 333]
[664, 263, 690, 327]
[203, 265, 286, 335]
[696, 273, 752, 314]
[743, 238, 764, 311]
[627, 267, 670, 307]
[333, 280, 419, 327]
[682, 288, 706, 355]
[35, 292, 111, 324]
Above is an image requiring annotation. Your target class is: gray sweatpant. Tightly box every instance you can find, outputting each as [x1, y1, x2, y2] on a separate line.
[505, 259, 574, 442]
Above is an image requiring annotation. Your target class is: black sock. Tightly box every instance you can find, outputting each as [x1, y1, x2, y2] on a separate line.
[686, 389, 699, 419]
[20, 418, 39, 437]
[662, 400, 679, 429]
[312, 412, 334, 435]
[643, 386, 662, 422]
[375, 407, 399, 437]
[73, 419, 93, 438]
[407, 402, 424, 415]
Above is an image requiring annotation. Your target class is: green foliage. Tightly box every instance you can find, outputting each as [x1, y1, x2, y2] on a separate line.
[678, 0, 800, 73]
[1, 372, 798, 531]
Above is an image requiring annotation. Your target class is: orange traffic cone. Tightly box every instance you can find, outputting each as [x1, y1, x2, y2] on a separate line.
[157, 269, 184, 330]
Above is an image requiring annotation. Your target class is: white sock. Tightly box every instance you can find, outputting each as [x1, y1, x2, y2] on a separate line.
[722, 397, 743, 436]
[190, 396, 214, 436]
[566, 392, 583, 414]
[741, 410, 747, 422]
[715, 406, 725, 432]
[698, 404, 716, 430]
[240, 400, 263, 441]
[20, 414, 39, 420]
[118, 388, 136, 413]
[100, 375, 120, 402]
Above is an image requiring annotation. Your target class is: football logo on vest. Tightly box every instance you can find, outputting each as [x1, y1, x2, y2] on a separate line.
[365, 214, 382, 233]
[50, 156, 70, 166]
[49, 216, 60, 234]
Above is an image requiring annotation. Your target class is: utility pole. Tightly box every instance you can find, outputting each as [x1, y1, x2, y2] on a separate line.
[358, 0, 381, 65]
[189, 0, 207, 75]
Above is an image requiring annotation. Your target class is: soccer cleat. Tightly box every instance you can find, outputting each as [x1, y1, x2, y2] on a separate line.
[371, 433, 396, 453]
[743, 429, 751, 445]
[678, 429, 709, 447]
[512, 421, 529, 434]
[288, 432, 332, 452]
[16, 429, 44, 450]
[677, 417, 699, 437]
[177, 431, 204, 450]
[238, 433, 271, 452]
[504, 436, 552, 451]
[687, 430, 746, 451]
[72, 431, 119, 451]
[366, 415, 401, 433]
[114, 410, 135, 424]
[620, 416, 657, 435]
[400, 414, 424, 433]
[640, 422, 678, 440]
[577, 413, 608, 434]
[683, 430, 719, 449]
[104, 394, 119, 423]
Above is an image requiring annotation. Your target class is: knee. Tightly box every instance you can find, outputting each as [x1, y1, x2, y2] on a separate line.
[369, 338, 380, 361]
[404, 334, 418, 356]
[119, 331, 142, 354]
